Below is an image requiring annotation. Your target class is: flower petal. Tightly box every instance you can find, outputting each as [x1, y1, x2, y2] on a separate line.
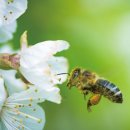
[1, 86, 48, 130]
[7, 86, 61, 104]
[0, 0, 6, 26]
[0, 77, 7, 111]
[19, 56, 69, 88]
[19, 64, 53, 88]
[0, 0, 27, 25]
[48, 56, 69, 84]
[20, 40, 70, 68]
[0, 21, 16, 43]
[2, 105, 45, 130]
[20, 62, 54, 89]
[18, 105, 45, 130]
[1, 86, 60, 129]
[36, 86, 62, 104]
[0, 69, 27, 95]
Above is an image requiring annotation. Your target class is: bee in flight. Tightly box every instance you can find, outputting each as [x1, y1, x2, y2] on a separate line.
[58, 68, 123, 111]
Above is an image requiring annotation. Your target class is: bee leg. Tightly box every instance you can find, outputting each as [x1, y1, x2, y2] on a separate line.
[83, 91, 89, 100]
[84, 94, 86, 100]
[87, 94, 101, 112]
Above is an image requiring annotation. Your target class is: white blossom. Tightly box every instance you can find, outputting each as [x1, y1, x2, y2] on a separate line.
[19, 33, 69, 104]
[19, 40, 69, 86]
[0, 77, 46, 130]
[0, 0, 28, 43]
[0, 34, 69, 129]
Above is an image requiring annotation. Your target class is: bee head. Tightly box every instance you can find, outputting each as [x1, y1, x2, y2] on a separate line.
[67, 68, 81, 89]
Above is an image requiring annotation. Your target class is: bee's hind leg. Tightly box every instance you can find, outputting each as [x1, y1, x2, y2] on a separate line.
[87, 94, 101, 112]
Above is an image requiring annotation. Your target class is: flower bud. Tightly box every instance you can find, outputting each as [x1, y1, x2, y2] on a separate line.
[0, 53, 20, 70]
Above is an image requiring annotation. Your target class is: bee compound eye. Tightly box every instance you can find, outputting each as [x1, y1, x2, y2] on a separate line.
[73, 69, 80, 79]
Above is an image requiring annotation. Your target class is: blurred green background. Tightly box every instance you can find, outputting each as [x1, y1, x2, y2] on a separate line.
[13, 0, 130, 130]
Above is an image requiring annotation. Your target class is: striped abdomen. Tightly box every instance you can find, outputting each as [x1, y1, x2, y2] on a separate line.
[95, 79, 123, 103]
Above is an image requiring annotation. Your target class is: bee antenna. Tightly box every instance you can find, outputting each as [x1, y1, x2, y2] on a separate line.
[57, 73, 70, 76]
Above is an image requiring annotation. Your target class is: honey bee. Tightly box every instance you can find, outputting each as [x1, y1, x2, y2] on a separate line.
[66, 68, 123, 111]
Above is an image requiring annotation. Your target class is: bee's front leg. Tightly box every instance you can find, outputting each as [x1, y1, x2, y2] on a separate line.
[83, 90, 89, 100]
[87, 94, 101, 112]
